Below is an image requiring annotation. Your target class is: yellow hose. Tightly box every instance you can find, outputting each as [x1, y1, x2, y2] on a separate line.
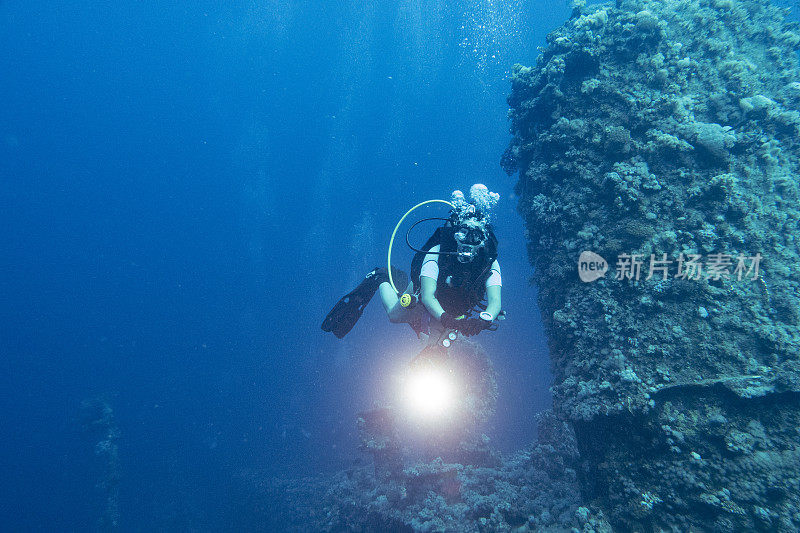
[387, 199, 455, 293]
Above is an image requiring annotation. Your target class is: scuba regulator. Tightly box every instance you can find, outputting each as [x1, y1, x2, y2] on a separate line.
[399, 292, 416, 308]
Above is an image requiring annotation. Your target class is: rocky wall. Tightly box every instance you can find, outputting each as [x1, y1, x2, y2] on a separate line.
[503, 0, 800, 530]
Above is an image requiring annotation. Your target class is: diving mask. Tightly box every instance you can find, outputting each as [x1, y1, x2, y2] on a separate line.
[454, 225, 486, 262]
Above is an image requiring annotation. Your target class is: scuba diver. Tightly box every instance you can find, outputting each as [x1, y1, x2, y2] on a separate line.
[322, 184, 503, 342]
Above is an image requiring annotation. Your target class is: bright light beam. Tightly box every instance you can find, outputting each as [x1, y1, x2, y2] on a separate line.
[404, 367, 455, 419]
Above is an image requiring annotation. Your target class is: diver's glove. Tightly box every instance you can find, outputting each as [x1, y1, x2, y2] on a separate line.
[460, 318, 492, 337]
[440, 312, 491, 336]
[439, 312, 461, 330]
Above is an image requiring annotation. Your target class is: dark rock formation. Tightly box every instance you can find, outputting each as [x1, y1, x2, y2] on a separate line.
[504, 0, 800, 530]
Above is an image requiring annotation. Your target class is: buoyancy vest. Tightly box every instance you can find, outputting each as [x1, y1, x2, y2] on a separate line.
[410, 225, 498, 317]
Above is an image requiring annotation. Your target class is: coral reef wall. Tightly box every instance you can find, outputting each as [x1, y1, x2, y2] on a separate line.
[503, 0, 800, 530]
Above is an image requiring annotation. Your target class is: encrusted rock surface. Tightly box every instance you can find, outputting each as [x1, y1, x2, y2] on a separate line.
[503, 0, 800, 530]
[241, 412, 610, 532]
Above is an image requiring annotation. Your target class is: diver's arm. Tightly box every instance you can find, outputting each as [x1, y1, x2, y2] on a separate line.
[419, 246, 446, 320]
[484, 284, 501, 320]
[379, 282, 404, 322]
[483, 259, 502, 320]
[420, 275, 446, 320]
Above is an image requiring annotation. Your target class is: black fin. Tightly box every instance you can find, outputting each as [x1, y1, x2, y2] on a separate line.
[322, 268, 383, 338]
[322, 266, 407, 339]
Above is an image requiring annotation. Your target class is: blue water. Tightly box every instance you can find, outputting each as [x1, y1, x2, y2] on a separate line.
[0, 1, 570, 529]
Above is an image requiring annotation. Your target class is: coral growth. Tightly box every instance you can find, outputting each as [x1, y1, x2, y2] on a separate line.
[242, 412, 611, 532]
[504, 0, 800, 530]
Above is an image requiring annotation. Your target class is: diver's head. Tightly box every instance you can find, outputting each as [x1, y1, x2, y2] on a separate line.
[454, 218, 486, 263]
[449, 184, 499, 262]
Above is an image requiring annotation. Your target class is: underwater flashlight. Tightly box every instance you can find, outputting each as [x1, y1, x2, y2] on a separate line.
[441, 331, 457, 348]
[404, 367, 455, 419]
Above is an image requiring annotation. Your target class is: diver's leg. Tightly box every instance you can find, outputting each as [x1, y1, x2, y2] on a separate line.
[380, 281, 416, 323]
[378, 282, 400, 312]
[322, 268, 387, 338]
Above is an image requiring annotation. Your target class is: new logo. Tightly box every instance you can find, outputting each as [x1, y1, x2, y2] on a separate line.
[578, 251, 608, 282]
